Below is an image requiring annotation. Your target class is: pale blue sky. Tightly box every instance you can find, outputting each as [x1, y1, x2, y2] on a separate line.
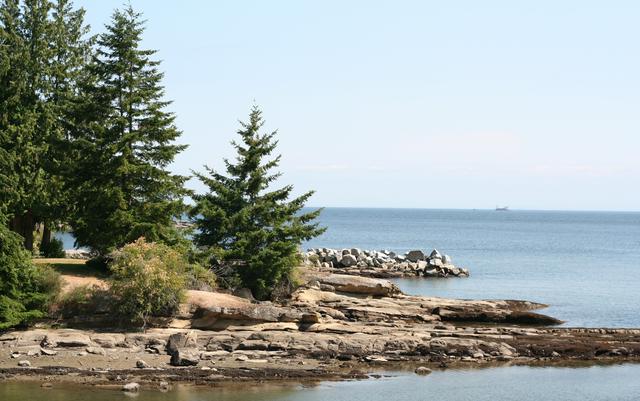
[76, 1, 640, 211]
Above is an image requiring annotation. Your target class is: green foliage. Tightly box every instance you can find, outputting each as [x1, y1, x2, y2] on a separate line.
[184, 263, 217, 291]
[68, 5, 187, 256]
[191, 106, 325, 300]
[40, 237, 65, 258]
[0, 0, 92, 250]
[108, 238, 189, 329]
[0, 225, 62, 329]
[54, 284, 108, 318]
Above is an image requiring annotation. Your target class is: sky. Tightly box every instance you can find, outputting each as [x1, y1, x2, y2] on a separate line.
[75, 0, 640, 211]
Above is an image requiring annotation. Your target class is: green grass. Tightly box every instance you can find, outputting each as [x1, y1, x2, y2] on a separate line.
[33, 258, 107, 278]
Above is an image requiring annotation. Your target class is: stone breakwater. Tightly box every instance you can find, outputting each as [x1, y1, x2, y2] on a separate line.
[303, 248, 470, 278]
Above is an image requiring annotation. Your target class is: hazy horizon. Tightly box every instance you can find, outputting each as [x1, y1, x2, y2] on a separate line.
[76, 1, 640, 212]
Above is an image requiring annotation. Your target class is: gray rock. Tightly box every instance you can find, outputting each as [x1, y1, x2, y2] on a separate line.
[318, 274, 401, 296]
[350, 248, 361, 258]
[166, 332, 198, 354]
[442, 254, 452, 265]
[122, 382, 140, 392]
[169, 348, 200, 366]
[86, 346, 106, 356]
[42, 332, 92, 348]
[18, 360, 31, 367]
[429, 258, 443, 267]
[233, 288, 255, 301]
[136, 359, 150, 369]
[40, 348, 57, 356]
[340, 254, 358, 267]
[406, 250, 426, 262]
[429, 249, 442, 259]
[415, 366, 432, 375]
[300, 312, 321, 324]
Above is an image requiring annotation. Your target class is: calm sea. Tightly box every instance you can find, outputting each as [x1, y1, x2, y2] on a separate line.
[3, 364, 640, 401]
[303, 208, 640, 328]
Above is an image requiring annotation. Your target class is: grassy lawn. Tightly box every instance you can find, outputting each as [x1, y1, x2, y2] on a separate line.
[33, 258, 107, 278]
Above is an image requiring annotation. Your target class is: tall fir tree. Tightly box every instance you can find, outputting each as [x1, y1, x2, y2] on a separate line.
[0, 0, 24, 222]
[41, 0, 92, 249]
[0, 0, 51, 251]
[191, 106, 325, 300]
[0, 0, 90, 250]
[69, 6, 187, 256]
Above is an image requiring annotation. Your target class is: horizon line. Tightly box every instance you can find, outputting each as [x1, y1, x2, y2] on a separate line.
[304, 206, 640, 213]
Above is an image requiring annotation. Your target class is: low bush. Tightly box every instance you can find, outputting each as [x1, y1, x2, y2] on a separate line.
[0, 226, 62, 329]
[40, 237, 66, 258]
[108, 238, 190, 329]
[185, 263, 217, 291]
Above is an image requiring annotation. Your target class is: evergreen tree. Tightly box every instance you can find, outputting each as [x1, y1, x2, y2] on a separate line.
[39, 0, 92, 250]
[0, 0, 23, 220]
[69, 6, 187, 256]
[191, 106, 325, 300]
[0, 0, 90, 251]
[0, 0, 46, 251]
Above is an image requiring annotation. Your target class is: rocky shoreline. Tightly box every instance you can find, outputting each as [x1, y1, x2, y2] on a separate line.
[2, 271, 640, 389]
[303, 248, 470, 278]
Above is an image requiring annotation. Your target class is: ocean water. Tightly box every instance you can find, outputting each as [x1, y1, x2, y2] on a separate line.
[57, 208, 640, 327]
[303, 208, 640, 328]
[2, 364, 640, 401]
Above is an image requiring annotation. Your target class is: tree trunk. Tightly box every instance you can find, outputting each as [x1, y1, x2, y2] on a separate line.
[9, 210, 35, 252]
[41, 222, 51, 250]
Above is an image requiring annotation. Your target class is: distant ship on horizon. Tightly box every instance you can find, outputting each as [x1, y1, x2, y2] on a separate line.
[495, 206, 509, 211]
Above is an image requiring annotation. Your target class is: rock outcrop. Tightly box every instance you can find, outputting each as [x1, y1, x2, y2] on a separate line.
[2, 273, 639, 384]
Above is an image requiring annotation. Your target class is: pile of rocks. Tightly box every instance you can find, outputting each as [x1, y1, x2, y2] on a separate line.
[303, 248, 469, 278]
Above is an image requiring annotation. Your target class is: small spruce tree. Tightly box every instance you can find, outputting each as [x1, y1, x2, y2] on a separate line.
[191, 106, 325, 300]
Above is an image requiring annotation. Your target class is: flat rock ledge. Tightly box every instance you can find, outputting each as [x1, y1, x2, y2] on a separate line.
[303, 248, 469, 279]
[1, 273, 639, 385]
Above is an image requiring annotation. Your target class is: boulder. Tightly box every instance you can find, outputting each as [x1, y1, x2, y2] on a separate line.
[85, 346, 106, 356]
[136, 359, 150, 369]
[18, 360, 31, 367]
[122, 383, 140, 392]
[340, 254, 358, 267]
[169, 348, 200, 366]
[415, 366, 432, 375]
[350, 248, 362, 258]
[166, 332, 198, 354]
[429, 258, 443, 267]
[233, 288, 255, 301]
[317, 274, 400, 296]
[429, 249, 442, 259]
[301, 312, 321, 324]
[42, 332, 92, 348]
[406, 250, 426, 262]
[442, 254, 452, 265]
[191, 303, 301, 329]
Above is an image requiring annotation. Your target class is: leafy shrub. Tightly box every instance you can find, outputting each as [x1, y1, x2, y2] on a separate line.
[185, 263, 217, 291]
[86, 255, 112, 274]
[108, 238, 189, 329]
[40, 237, 66, 258]
[0, 226, 62, 329]
[55, 285, 107, 318]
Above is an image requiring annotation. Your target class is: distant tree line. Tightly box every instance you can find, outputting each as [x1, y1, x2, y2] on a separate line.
[0, 0, 324, 327]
